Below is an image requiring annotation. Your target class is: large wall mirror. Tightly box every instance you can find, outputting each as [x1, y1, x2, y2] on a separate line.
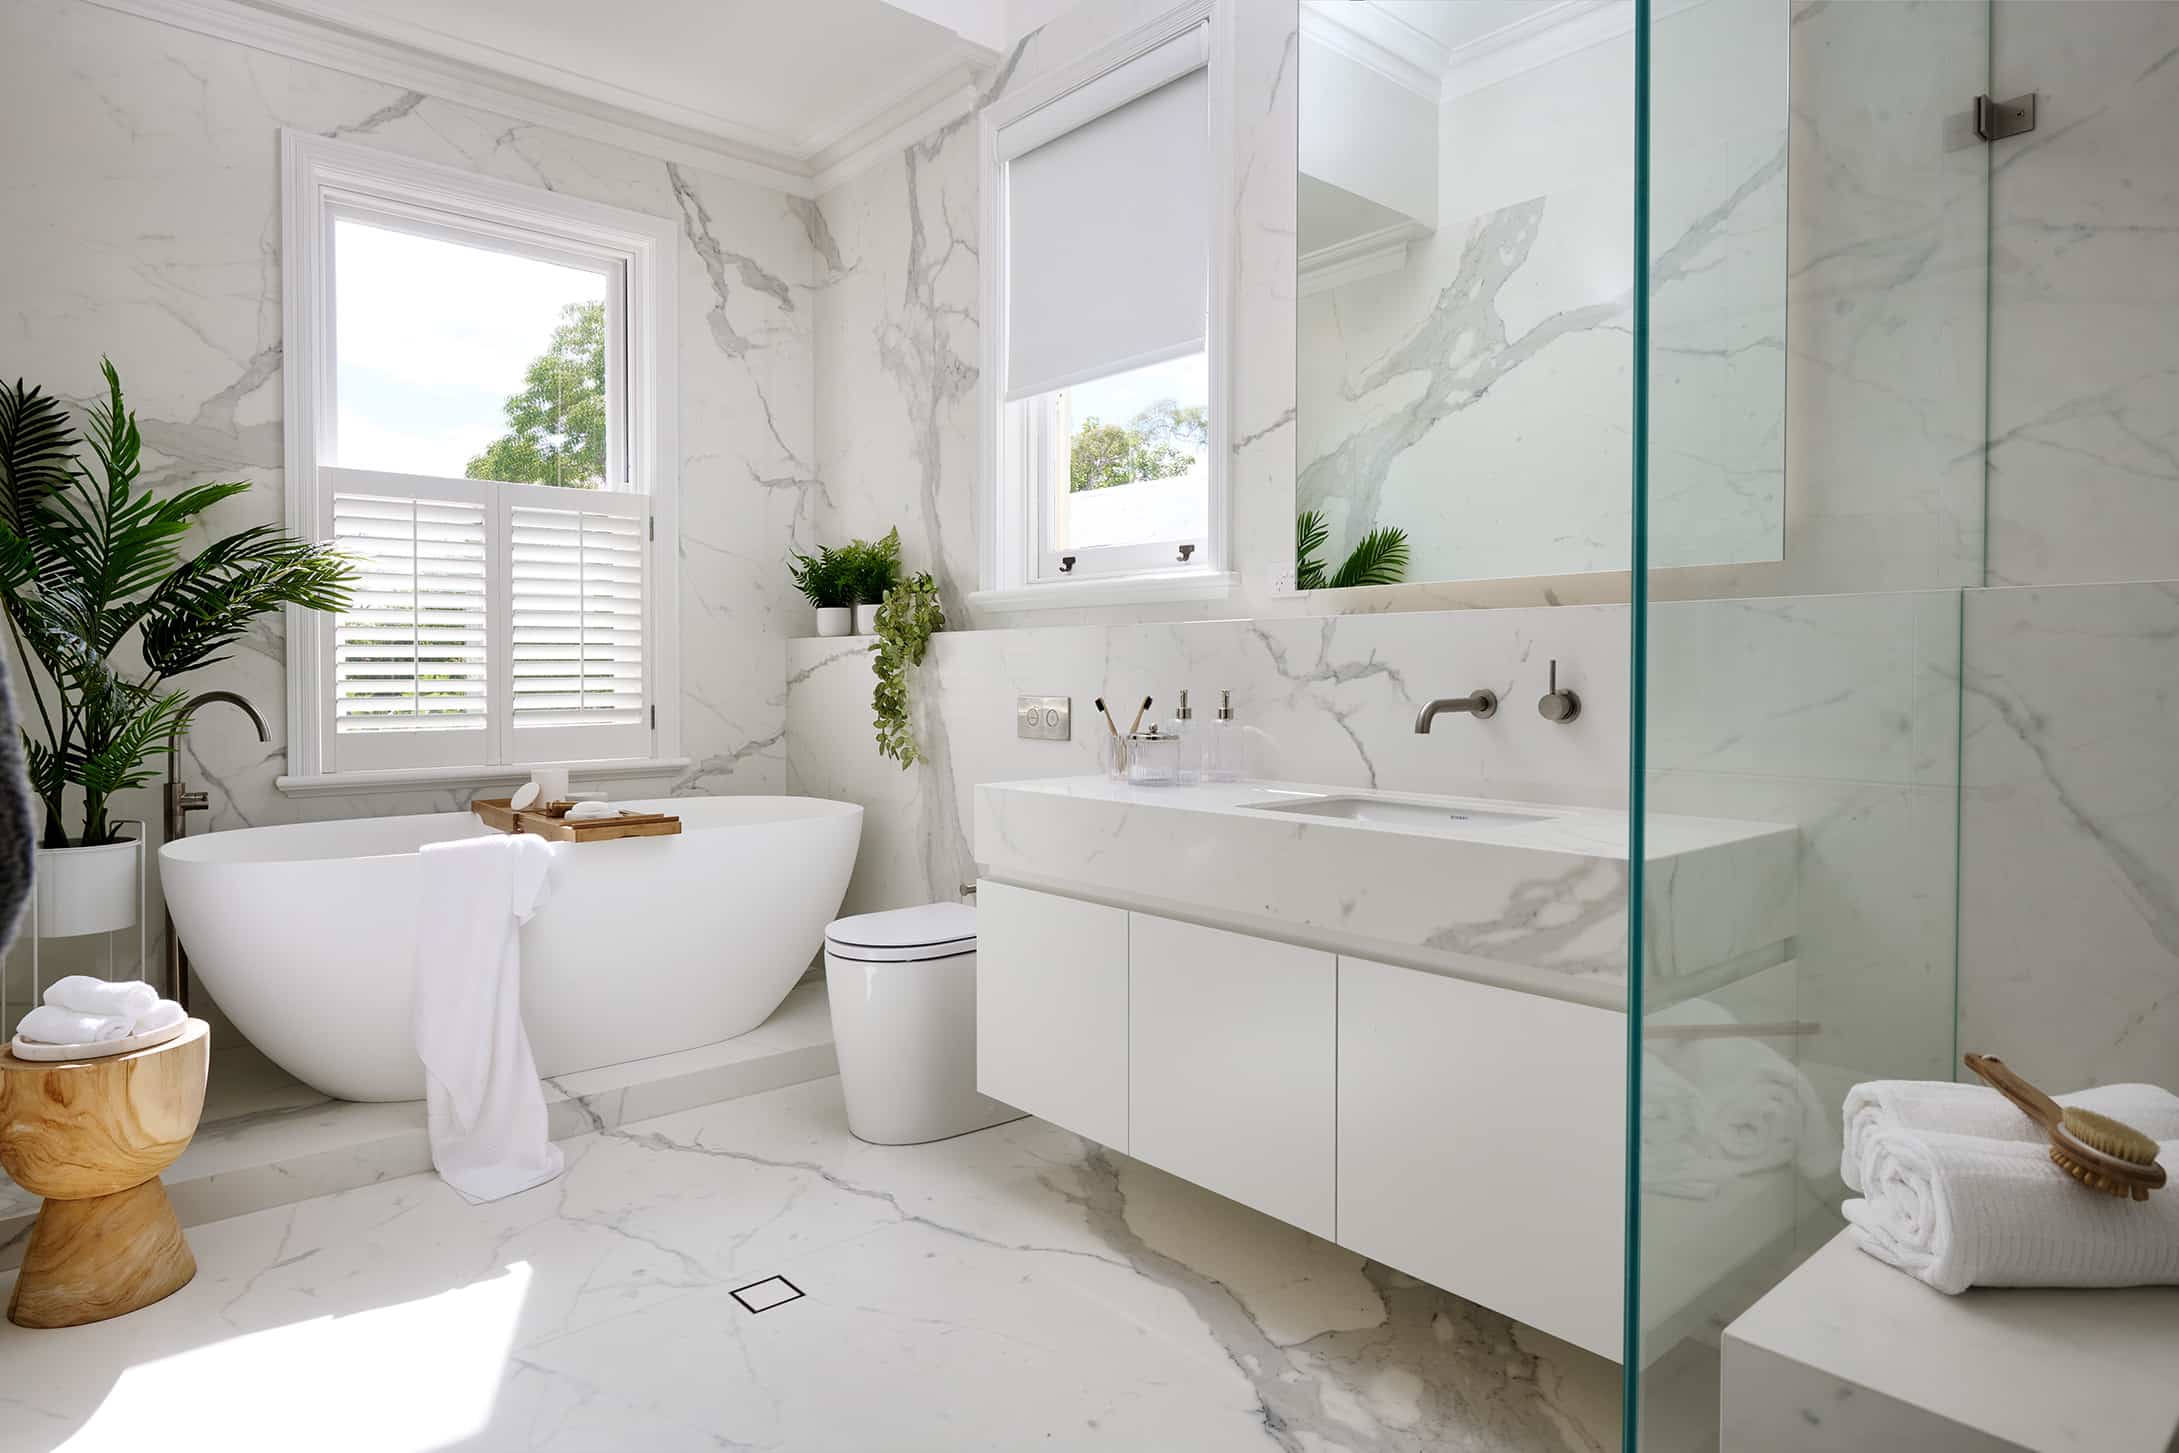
[1295, 0, 1789, 589]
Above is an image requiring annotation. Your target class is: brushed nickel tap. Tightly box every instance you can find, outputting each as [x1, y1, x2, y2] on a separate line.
[1414, 690, 1498, 731]
[163, 690, 266, 1007]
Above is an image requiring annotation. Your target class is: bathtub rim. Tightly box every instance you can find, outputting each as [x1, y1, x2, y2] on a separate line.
[157, 793, 863, 867]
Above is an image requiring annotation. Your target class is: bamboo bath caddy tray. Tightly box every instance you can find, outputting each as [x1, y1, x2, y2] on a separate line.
[471, 798, 682, 843]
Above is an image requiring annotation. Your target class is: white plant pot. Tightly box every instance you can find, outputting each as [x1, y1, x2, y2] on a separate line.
[816, 607, 852, 637]
[36, 837, 141, 938]
[854, 603, 882, 636]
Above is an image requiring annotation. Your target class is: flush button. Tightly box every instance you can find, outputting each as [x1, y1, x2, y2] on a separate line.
[1016, 695, 1071, 740]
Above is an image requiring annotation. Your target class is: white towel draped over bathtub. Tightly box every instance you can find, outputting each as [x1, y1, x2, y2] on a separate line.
[414, 831, 565, 1203]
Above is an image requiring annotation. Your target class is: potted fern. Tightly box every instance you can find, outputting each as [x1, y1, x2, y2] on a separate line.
[0, 361, 353, 934]
[788, 544, 855, 636]
[838, 528, 902, 636]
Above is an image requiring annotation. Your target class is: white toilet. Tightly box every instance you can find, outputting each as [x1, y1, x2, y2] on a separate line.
[822, 902, 1026, 1145]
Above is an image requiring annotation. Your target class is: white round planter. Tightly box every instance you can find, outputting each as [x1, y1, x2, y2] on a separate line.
[854, 603, 883, 636]
[815, 606, 852, 637]
[35, 837, 141, 938]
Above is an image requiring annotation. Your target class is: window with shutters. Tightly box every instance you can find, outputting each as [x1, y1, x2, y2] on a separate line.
[279, 133, 680, 790]
[976, 4, 1233, 609]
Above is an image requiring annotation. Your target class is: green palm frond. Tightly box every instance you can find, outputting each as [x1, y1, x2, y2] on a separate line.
[1328, 525, 1411, 590]
[139, 530, 353, 676]
[0, 378, 78, 538]
[1295, 509, 1330, 591]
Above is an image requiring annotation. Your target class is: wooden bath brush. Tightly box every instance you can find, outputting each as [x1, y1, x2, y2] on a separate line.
[1964, 1053, 2168, 1201]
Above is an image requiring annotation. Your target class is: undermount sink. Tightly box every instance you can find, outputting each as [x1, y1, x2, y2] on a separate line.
[1243, 793, 1552, 835]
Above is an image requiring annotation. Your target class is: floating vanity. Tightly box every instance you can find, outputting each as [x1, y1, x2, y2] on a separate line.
[974, 777, 1799, 1361]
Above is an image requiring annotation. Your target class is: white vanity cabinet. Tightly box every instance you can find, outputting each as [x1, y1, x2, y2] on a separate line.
[975, 881, 1131, 1151]
[1130, 914, 1336, 1238]
[974, 879, 1627, 1361]
[1335, 955, 1626, 1360]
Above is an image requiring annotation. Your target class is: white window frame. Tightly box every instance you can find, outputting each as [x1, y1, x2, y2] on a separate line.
[276, 131, 682, 794]
[975, 0, 1237, 612]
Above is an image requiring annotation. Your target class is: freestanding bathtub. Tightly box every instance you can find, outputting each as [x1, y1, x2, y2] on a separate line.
[160, 796, 862, 1102]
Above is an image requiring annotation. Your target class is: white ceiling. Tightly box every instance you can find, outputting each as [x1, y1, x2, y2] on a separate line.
[272, 0, 987, 161]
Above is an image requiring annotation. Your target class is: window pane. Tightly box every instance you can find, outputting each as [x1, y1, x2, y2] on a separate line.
[1052, 352, 1209, 551]
[334, 218, 611, 488]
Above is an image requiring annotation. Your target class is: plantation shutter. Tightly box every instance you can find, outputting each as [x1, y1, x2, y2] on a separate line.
[318, 468, 651, 772]
[326, 471, 494, 772]
[502, 484, 651, 762]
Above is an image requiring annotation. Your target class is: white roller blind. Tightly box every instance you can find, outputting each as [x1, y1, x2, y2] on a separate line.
[331, 489, 489, 733]
[1004, 49, 1210, 401]
[508, 496, 646, 729]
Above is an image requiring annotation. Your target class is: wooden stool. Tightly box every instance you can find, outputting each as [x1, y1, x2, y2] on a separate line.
[0, 1019, 209, 1328]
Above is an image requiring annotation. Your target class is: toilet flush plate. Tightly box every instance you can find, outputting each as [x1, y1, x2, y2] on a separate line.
[1016, 695, 1070, 741]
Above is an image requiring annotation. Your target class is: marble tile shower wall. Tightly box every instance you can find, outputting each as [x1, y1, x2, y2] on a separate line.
[0, 0, 816, 1010]
[1953, 1, 2179, 1088]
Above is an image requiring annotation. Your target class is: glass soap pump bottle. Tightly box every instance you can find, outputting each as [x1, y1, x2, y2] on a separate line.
[1169, 689, 1199, 784]
[1204, 689, 1245, 783]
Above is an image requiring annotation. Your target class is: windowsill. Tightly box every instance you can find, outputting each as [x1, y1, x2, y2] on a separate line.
[969, 570, 1236, 613]
[275, 756, 693, 799]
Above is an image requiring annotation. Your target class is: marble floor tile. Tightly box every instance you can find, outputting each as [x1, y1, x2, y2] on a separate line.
[0, 1077, 1621, 1453]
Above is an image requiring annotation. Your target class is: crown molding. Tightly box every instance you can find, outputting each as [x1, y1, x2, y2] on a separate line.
[80, 0, 984, 197]
[1305, 0, 1717, 110]
[1296, 2, 1444, 105]
[1298, 219, 1426, 297]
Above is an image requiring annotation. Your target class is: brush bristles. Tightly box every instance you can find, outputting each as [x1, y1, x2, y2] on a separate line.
[2063, 1107, 2162, 1166]
[2049, 1146, 2151, 1200]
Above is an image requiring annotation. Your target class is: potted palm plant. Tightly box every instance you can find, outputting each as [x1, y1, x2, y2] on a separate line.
[0, 361, 354, 934]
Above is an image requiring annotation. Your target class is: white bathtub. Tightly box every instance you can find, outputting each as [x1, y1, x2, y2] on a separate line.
[160, 796, 861, 1102]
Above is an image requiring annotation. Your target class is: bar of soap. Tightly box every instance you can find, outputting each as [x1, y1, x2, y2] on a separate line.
[564, 800, 618, 822]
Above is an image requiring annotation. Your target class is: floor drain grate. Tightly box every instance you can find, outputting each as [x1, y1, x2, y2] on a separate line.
[730, 1275, 805, 1314]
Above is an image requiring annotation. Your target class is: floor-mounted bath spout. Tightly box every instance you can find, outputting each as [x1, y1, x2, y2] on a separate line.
[162, 690, 266, 1008]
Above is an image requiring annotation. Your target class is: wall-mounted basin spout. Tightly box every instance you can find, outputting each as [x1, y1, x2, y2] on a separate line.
[1414, 691, 1498, 731]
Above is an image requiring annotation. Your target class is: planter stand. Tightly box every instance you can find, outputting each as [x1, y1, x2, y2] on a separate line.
[5, 823, 146, 1042]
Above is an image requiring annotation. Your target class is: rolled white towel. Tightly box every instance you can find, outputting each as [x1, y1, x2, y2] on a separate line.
[16, 1004, 134, 1045]
[135, 999, 186, 1035]
[1843, 1080, 2179, 1191]
[43, 974, 158, 1020]
[1653, 1001, 1839, 1184]
[1642, 1052, 1728, 1200]
[1844, 1127, 2179, 1294]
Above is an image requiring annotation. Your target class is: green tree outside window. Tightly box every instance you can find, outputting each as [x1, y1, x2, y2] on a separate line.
[1068, 396, 1208, 492]
[466, 299, 607, 488]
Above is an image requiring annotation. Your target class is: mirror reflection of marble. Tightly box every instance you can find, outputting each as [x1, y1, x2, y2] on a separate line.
[1295, 0, 1788, 589]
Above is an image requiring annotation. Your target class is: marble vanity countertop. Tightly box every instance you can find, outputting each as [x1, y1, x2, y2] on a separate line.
[974, 777, 1799, 1009]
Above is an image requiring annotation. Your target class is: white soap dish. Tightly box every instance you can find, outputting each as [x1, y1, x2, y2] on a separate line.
[8, 1017, 190, 1062]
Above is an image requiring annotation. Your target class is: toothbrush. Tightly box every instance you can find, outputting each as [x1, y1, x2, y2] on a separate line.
[1126, 696, 1152, 736]
[1095, 697, 1121, 738]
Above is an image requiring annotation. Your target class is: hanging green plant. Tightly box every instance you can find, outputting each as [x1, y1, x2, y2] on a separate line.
[871, 571, 944, 768]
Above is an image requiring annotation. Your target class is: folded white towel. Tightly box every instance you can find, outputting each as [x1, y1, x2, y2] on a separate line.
[1844, 1127, 2179, 1294]
[16, 1004, 134, 1045]
[1843, 1079, 2179, 1191]
[414, 831, 565, 1204]
[1645, 1001, 1840, 1192]
[43, 975, 158, 1020]
[134, 999, 186, 1035]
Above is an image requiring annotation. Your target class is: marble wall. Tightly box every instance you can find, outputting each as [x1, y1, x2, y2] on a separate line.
[1952, 1, 2179, 1088]
[1, 0, 816, 1009]
[1298, 0, 1792, 582]
[1986, 0, 2179, 589]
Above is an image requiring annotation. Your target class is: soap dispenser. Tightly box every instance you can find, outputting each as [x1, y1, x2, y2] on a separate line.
[1204, 689, 1245, 783]
[1169, 689, 1199, 784]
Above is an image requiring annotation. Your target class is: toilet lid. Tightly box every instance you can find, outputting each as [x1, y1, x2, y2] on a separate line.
[824, 902, 977, 962]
